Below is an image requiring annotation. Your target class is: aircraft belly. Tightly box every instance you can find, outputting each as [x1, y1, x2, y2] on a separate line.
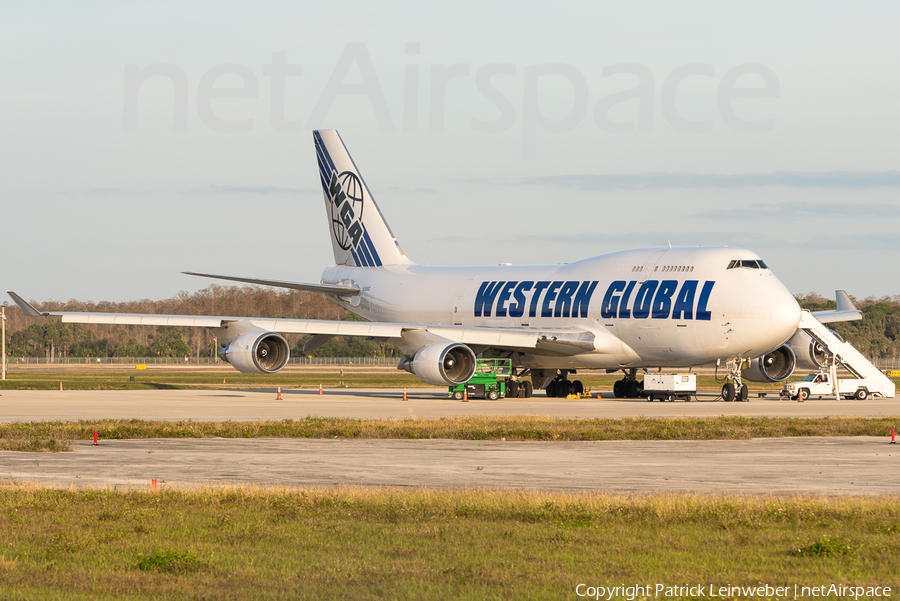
[613, 320, 711, 365]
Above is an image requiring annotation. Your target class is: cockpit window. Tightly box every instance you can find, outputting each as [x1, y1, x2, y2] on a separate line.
[727, 259, 769, 270]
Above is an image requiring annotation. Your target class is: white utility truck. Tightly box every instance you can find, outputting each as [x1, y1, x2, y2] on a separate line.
[644, 373, 696, 401]
[781, 372, 887, 400]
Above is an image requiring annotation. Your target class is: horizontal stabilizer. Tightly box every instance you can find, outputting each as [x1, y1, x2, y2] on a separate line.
[183, 272, 360, 296]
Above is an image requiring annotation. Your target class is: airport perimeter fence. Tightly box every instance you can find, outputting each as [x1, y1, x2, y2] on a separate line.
[7, 356, 401, 367]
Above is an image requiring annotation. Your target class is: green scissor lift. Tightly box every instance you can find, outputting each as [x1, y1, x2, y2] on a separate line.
[448, 358, 512, 400]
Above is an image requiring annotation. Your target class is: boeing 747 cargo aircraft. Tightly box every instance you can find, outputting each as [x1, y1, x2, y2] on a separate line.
[9, 130, 863, 401]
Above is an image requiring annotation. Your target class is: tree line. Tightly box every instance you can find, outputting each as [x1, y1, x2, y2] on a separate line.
[3, 284, 397, 359]
[795, 292, 900, 358]
[2, 286, 899, 359]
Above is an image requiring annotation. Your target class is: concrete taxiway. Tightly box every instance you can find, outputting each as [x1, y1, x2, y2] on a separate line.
[1, 388, 898, 421]
[1, 389, 897, 495]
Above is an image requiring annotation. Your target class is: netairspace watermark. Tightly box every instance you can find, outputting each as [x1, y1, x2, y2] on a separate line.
[575, 582, 893, 600]
[122, 43, 780, 158]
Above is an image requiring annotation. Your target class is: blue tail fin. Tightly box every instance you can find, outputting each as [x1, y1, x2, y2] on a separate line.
[314, 130, 413, 267]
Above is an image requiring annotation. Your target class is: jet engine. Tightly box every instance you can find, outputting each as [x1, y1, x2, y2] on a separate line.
[743, 345, 796, 383]
[784, 328, 843, 371]
[400, 342, 477, 386]
[219, 331, 290, 374]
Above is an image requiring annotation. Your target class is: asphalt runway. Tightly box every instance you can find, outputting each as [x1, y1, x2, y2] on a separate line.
[2, 437, 897, 495]
[1, 389, 898, 495]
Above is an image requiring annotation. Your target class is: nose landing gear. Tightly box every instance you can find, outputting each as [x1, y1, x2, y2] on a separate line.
[721, 359, 749, 402]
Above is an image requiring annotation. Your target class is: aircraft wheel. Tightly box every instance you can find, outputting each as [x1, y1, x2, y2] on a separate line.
[855, 388, 868, 400]
[722, 382, 736, 402]
[546, 381, 557, 398]
[613, 380, 624, 398]
[573, 380, 584, 395]
[738, 384, 748, 401]
[487, 390, 499, 401]
[624, 380, 639, 398]
[453, 391, 464, 400]
[521, 380, 533, 398]
[507, 380, 519, 398]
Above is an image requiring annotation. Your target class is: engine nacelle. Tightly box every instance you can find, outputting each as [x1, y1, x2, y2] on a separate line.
[219, 331, 290, 374]
[784, 328, 844, 371]
[743, 344, 796, 383]
[401, 342, 477, 386]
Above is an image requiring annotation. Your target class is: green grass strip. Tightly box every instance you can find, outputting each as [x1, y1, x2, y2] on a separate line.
[2, 416, 899, 452]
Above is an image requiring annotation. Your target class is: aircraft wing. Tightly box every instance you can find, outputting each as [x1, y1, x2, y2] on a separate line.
[7, 291, 622, 357]
[811, 290, 863, 323]
[182, 272, 360, 296]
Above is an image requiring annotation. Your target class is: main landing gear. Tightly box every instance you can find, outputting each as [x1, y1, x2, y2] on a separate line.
[613, 369, 644, 398]
[507, 378, 534, 399]
[544, 371, 584, 398]
[720, 358, 749, 402]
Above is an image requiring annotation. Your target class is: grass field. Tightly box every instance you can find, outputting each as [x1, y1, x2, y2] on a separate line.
[0, 485, 896, 600]
[3, 371, 899, 598]
[2, 416, 898, 452]
[0, 367, 424, 391]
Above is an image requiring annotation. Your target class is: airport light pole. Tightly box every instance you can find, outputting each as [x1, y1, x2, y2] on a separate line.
[2, 303, 6, 381]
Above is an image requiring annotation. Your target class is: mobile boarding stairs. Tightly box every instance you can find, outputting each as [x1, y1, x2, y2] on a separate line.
[799, 311, 896, 399]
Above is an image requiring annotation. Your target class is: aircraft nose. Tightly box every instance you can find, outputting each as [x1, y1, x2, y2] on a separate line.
[770, 291, 801, 339]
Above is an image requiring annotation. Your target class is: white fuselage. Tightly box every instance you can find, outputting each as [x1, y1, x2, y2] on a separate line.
[321, 246, 802, 370]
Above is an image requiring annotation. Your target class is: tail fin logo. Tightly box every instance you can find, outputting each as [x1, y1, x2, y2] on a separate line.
[328, 171, 365, 251]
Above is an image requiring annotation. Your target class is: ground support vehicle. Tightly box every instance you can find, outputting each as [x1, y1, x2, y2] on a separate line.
[791, 312, 895, 399]
[449, 358, 530, 400]
[643, 373, 697, 402]
[782, 371, 888, 400]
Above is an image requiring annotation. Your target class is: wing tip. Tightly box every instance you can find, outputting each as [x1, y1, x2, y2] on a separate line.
[6, 291, 48, 317]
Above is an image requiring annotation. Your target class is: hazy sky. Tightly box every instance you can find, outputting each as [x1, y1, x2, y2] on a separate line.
[3, 1, 899, 304]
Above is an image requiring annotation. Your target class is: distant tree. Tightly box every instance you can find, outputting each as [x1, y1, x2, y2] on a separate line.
[294, 314, 400, 358]
[149, 326, 191, 357]
[294, 335, 399, 358]
[113, 344, 151, 357]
